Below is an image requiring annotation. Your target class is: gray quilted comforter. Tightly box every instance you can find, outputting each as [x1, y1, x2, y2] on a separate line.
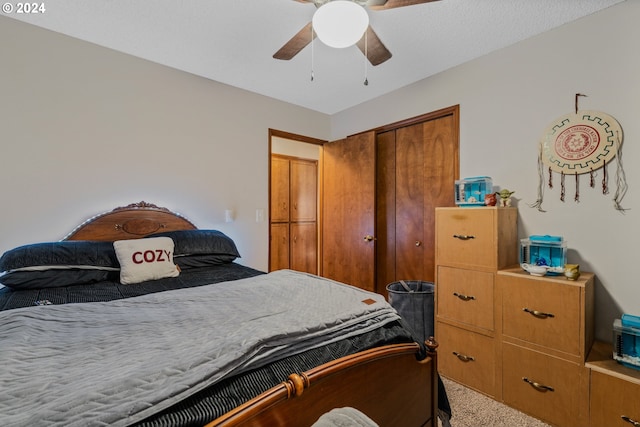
[0, 270, 400, 427]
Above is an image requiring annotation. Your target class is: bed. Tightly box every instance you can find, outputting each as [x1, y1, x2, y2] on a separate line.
[0, 202, 443, 427]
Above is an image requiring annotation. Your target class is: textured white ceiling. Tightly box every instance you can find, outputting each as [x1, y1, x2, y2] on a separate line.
[6, 0, 626, 114]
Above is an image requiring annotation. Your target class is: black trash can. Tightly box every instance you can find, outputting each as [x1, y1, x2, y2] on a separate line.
[386, 280, 435, 344]
[386, 280, 451, 425]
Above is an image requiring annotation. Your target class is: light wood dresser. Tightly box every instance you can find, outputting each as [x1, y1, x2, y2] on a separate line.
[587, 340, 640, 427]
[498, 267, 594, 427]
[435, 207, 518, 399]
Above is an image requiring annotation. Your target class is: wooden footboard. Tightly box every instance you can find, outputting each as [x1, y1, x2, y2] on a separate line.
[207, 341, 438, 427]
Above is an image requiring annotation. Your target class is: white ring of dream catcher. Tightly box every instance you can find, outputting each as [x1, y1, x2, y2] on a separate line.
[531, 110, 627, 212]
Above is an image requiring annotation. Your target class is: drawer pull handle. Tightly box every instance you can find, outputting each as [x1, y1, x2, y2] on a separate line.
[523, 307, 555, 319]
[622, 416, 640, 426]
[453, 234, 475, 240]
[522, 377, 554, 392]
[453, 351, 475, 362]
[453, 292, 476, 301]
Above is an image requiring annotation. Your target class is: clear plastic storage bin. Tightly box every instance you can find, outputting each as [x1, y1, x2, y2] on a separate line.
[455, 176, 493, 207]
[520, 235, 567, 275]
[613, 316, 640, 371]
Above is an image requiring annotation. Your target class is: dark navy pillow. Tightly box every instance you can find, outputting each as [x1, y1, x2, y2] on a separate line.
[0, 240, 119, 271]
[0, 240, 119, 290]
[146, 230, 240, 258]
[173, 254, 239, 269]
[0, 269, 117, 290]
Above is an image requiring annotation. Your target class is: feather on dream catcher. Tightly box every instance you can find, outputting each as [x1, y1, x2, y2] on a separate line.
[531, 94, 628, 212]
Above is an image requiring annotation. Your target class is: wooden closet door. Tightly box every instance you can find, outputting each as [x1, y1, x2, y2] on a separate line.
[290, 159, 317, 222]
[290, 222, 317, 274]
[375, 131, 397, 293]
[377, 110, 459, 290]
[421, 114, 458, 281]
[271, 157, 290, 223]
[395, 123, 426, 281]
[270, 223, 289, 271]
[322, 132, 376, 291]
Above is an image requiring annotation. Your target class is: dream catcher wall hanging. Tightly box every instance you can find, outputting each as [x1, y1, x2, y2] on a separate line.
[531, 94, 628, 212]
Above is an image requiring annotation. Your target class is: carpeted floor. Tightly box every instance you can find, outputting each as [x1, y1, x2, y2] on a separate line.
[438, 377, 552, 427]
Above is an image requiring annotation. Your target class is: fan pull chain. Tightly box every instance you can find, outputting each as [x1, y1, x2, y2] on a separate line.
[574, 172, 579, 202]
[363, 30, 369, 86]
[602, 163, 609, 194]
[310, 25, 315, 82]
[590, 168, 595, 188]
[548, 167, 553, 189]
[560, 172, 565, 202]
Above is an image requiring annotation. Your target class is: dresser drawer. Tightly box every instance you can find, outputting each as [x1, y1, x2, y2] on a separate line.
[591, 370, 640, 427]
[438, 322, 495, 397]
[501, 273, 582, 356]
[436, 208, 496, 269]
[437, 266, 494, 331]
[435, 207, 517, 271]
[503, 343, 589, 427]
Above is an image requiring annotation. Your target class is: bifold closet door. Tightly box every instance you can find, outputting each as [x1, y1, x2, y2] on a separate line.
[377, 114, 458, 290]
[419, 115, 458, 280]
[395, 123, 426, 281]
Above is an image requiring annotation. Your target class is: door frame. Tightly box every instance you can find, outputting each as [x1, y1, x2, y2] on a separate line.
[268, 129, 327, 273]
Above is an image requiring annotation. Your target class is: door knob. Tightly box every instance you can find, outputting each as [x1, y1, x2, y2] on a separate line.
[415, 241, 422, 247]
[363, 235, 375, 242]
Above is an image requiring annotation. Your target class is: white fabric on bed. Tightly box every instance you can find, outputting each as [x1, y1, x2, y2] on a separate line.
[312, 407, 380, 427]
[0, 270, 400, 427]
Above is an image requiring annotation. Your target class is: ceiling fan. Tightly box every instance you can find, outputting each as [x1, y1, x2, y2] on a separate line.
[273, 0, 441, 66]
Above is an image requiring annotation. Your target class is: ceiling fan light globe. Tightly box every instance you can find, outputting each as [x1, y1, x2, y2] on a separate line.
[312, 1, 369, 49]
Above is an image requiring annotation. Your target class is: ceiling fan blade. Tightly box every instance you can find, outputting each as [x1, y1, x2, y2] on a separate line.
[356, 26, 392, 66]
[368, 0, 440, 10]
[273, 22, 315, 60]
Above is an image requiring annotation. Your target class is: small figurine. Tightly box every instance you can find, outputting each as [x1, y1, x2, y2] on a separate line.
[484, 193, 497, 206]
[564, 264, 580, 281]
[496, 189, 515, 207]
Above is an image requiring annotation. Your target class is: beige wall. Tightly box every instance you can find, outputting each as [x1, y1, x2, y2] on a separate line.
[0, 16, 330, 271]
[1, 0, 638, 341]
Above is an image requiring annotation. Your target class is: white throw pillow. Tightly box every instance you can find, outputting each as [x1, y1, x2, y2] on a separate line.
[113, 237, 180, 285]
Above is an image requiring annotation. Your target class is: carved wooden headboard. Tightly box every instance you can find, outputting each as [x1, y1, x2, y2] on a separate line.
[63, 201, 197, 242]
